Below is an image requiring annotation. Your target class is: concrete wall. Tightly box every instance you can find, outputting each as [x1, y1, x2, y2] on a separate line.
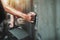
[56, 0, 60, 40]
[33, 0, 58, 40]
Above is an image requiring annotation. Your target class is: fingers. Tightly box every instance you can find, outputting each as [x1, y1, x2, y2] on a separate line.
[29, 12, 36, 16]
[9, 24, 14, 28]
[27, 12, 36, 23]
[29, 21, 34, 23]
[9, 23, 14, 28]
[8, 21, 14, 28]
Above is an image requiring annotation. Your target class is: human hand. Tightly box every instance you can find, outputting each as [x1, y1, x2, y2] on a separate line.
[26, 12, 36, 23]
[8, 21, 14, 28]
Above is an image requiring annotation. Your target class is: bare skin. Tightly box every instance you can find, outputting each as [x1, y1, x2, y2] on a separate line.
[1, 0, 36, 28]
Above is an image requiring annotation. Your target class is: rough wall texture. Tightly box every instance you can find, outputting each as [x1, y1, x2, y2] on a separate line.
[56, 0, 60, 40]
[33, 0, 57, 40]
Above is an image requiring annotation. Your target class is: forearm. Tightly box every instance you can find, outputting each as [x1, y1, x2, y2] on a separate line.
[1, 0, 28, 18]
[1, 0, 35, 23]
[4, 5, 28, 18]
[4, 6, 35, 22]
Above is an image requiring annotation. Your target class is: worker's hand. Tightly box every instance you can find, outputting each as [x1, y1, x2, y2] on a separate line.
[16, 12, 36, 23]
[26, 12, 36, 23]
[8, 21, 14, 28]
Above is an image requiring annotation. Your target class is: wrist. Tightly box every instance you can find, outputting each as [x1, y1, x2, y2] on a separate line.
[22, 14, 29, 20]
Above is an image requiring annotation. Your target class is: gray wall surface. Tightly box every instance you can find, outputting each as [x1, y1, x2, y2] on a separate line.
[33, 0, 60, 40]
[56, 0, 60, 40]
